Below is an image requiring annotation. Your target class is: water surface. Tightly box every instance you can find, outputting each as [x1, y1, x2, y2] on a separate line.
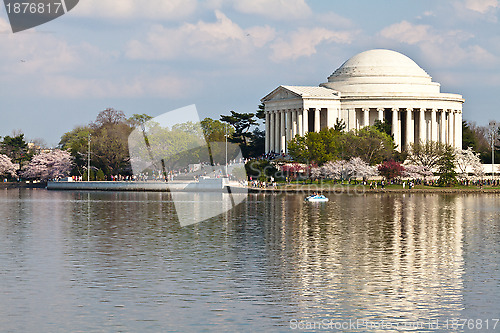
[0, 189, 499, 332]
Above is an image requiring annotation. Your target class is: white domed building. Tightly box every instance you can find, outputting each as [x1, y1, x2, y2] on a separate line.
[262, 49, 464, 153]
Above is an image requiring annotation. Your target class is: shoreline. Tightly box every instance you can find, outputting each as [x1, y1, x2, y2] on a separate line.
[248, 186, 500, 194]
[0, 182, 47, 189]
[3, 181, 500, 194]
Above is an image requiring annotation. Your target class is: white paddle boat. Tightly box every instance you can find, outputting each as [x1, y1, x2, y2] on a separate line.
[305, 194, 329, 202]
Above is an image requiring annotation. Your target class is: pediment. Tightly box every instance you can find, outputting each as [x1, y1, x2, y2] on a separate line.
[261, 86, 302, 102]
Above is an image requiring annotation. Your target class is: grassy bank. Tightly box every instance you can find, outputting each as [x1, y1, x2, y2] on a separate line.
[249, 182, 500, 194]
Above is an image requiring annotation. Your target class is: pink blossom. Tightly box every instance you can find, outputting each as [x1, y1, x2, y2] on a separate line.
[402, 165, 433, 178]
[0, 154, 17, 177]
[21, 149, 73, 181]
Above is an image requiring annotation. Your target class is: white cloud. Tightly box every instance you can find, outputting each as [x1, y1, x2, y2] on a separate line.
[233, 0, 312, 20]
[316, 11, 354, 29]
[73, 0, 197, 20]
[463, 0, 499, 13]
[270, 27, 354, 62]
[380, 21, 434, 45]
[126, 11, 356, 64]
[0, 28, 84, 77]
[126, 11, 274, 61]
[379, 21, 498, 67]
[38, 75, 195, 99]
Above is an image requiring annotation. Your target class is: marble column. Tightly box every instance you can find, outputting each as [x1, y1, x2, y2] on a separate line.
[265, 111, 270, 153]
[286, 110, 292, 150]
[292, 110, 297, 138]
[297, 109, 303, 136]
[314, 108, 320, 132]
[363, 108, 370, 127]
[377, 108, 384, 122]
[431, 109, 438, 142]
[419, 108, 426, 143]
[280, 110, 286, 153]
[453, 110, 460, 148]
[447, 110, 453, 146]
[392, 108, 400, 150]
[406, 108, 414, 149]
[440, 110, 446, 145]
[274, 111, 280, 153]
[303, 109, 309, 135]
[456, 111, 462, 149]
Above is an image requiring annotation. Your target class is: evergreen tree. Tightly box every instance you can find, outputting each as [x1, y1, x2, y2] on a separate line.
[437, 146, 457, 187]
[374, 119, 392, 137]
[1, 134, 31, 169]
[220, 110, 258, 158]
[462, 120, 478, 150]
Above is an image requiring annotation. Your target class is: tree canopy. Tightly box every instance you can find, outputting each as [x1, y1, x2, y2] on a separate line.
[287, 126, 395, 166]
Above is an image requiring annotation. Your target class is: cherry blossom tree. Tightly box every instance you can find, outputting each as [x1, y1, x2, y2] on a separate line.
[311, 165, 323, 179]
[21, 150, 73, 181]
[320, 160, 345, 179]
[318, 157, 377, 180]
[455, 147, 484, 180]
[402, 165, 433, 179]
[348, 157, 378, 179]
[0, 154, 17, 178]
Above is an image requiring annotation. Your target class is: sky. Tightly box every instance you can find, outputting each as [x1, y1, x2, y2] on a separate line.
[1, 0, 500, 147]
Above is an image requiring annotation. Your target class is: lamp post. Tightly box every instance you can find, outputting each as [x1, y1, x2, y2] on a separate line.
[225, 123, 228, 177]
[87, 133, 91, 182]
[489, 121, 497, 181]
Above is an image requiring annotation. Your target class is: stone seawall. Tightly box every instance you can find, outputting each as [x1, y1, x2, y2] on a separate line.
[47, 181, 248, 193]
[0, 182, 46, 189]
[48, 181, 171, 192]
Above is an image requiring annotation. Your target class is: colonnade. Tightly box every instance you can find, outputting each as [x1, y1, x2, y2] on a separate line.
[388, 107, 462, 151]
[265, 107, 462, 154]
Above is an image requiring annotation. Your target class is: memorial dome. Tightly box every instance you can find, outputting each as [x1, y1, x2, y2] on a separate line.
[321, 49, 439, 94]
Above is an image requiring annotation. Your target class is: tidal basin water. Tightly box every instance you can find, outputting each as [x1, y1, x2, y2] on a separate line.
[0, 189, 499, 332]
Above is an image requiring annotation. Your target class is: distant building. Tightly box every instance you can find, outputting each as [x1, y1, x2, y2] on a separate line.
[262, 49, 464, 153]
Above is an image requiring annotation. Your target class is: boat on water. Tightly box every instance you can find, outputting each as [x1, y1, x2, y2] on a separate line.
[305, 194, 329, 202]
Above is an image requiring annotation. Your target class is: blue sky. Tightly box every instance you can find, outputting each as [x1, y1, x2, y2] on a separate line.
[1, 0, 500, 146]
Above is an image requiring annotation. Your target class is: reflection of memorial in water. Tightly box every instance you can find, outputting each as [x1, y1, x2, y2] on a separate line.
[260, 194, 466, 321]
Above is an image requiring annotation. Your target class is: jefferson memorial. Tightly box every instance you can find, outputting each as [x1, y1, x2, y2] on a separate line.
[262, 49, 464, 153]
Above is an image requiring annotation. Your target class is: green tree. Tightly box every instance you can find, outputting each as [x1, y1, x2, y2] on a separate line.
[256, 103, 265, 120]
[96, 169, 106, 181]
[128, 113, 153, 128]
[343, 126, 395, 165]
[287, 128, 341, 165]
[82, 169, 95, 181]
[437, 145, 457, 187]
[220, 110, 258, 157]
[201, 118, 232, 143]
[58, 126, 92, 176]
[462, 120, 477, 150]
[333, 119, 346, 132]
[247, 128, 265, 158]
[60, 108, 134, 178]
[287, 135, 309, 163]
[374, 119, 392, 137]
[288, 126, 394, 166]
[1, 133, 32, 169]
